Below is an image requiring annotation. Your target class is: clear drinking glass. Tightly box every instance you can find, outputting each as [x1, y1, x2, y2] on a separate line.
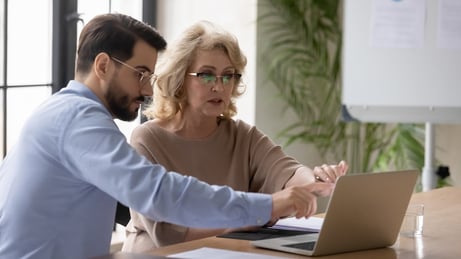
[400, 204, 424, 237]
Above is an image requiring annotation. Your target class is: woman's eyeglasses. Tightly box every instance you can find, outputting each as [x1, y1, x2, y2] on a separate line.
[188, 72, 241, 86]
[111, 57, 157, 88]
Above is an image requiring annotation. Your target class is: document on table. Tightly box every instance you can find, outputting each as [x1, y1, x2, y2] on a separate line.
[269, 216, 324, 232]
[168, 247, 286, 259]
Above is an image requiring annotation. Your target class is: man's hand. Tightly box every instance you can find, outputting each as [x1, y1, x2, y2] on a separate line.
[269, 182, 334, 225]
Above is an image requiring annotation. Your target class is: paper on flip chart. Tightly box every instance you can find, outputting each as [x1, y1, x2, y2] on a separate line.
[269, 216, 324, 232]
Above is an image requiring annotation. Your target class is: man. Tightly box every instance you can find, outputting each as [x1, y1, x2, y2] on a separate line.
[0, 13, 333, 258]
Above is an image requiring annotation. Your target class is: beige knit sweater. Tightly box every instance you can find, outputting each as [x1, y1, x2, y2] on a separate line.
[122, 119, 302, 252]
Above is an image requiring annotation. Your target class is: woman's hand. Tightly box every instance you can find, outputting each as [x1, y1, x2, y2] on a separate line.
[313, 160, 348, 184]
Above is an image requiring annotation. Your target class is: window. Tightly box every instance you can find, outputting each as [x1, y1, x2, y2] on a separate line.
[0, 0, 53, 157]
[0, 0, 144, 160]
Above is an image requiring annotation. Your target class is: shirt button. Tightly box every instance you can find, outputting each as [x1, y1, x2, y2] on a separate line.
[256, 218, 263, 225]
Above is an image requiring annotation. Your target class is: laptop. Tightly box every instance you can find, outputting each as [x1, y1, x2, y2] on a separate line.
[251, 170, 418, 256]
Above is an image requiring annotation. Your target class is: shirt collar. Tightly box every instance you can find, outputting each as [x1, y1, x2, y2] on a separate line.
[63, 80, 102, 104]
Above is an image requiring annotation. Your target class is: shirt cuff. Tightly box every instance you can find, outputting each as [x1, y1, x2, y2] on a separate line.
[244, 192, 272, 226]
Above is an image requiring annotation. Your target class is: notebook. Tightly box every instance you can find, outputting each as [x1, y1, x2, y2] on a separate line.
[251, 170, 418, 256]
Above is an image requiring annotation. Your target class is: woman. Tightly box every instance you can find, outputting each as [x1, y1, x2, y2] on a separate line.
[122, 20, 348, 252]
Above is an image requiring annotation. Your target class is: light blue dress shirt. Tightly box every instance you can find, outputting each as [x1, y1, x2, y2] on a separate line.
[0, 80, 272, 259]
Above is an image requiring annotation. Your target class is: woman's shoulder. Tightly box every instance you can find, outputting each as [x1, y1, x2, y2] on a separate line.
[131, 119, 167, 139]
[220, 117, 251, 128]
[219, 118, 266, 138]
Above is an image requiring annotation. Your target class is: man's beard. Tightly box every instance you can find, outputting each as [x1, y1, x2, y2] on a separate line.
[105, 79, 142, 121]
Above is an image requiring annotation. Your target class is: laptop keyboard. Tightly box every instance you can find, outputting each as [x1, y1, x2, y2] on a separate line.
[283, 241, 316, 251]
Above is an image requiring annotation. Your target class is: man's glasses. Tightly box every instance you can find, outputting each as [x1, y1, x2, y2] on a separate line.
[188, 72, 242, 86]
[111, 57, 157, 88]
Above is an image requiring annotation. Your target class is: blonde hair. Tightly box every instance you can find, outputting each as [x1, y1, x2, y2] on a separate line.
[143, 20, 247, 120]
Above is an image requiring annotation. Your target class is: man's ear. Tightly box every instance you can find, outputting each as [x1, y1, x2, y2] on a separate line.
[93, 52, 112, 80]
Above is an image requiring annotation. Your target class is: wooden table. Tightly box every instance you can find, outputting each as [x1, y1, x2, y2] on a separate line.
[145, 187, 461, 258]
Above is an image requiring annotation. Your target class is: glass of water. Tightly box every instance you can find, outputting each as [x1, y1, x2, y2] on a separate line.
[400, 204, 424, 237]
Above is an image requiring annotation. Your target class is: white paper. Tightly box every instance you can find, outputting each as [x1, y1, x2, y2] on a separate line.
[370, 0, 426, 48]
[270, 216, 323, 232]
[437, 0, 461, 49]
[168, 247, 286, 259]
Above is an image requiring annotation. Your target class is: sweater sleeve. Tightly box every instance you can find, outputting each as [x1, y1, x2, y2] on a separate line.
[239, 121, 303, 193]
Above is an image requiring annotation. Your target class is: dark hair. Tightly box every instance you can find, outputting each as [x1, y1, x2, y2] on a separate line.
[76, 13, 167, 75]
